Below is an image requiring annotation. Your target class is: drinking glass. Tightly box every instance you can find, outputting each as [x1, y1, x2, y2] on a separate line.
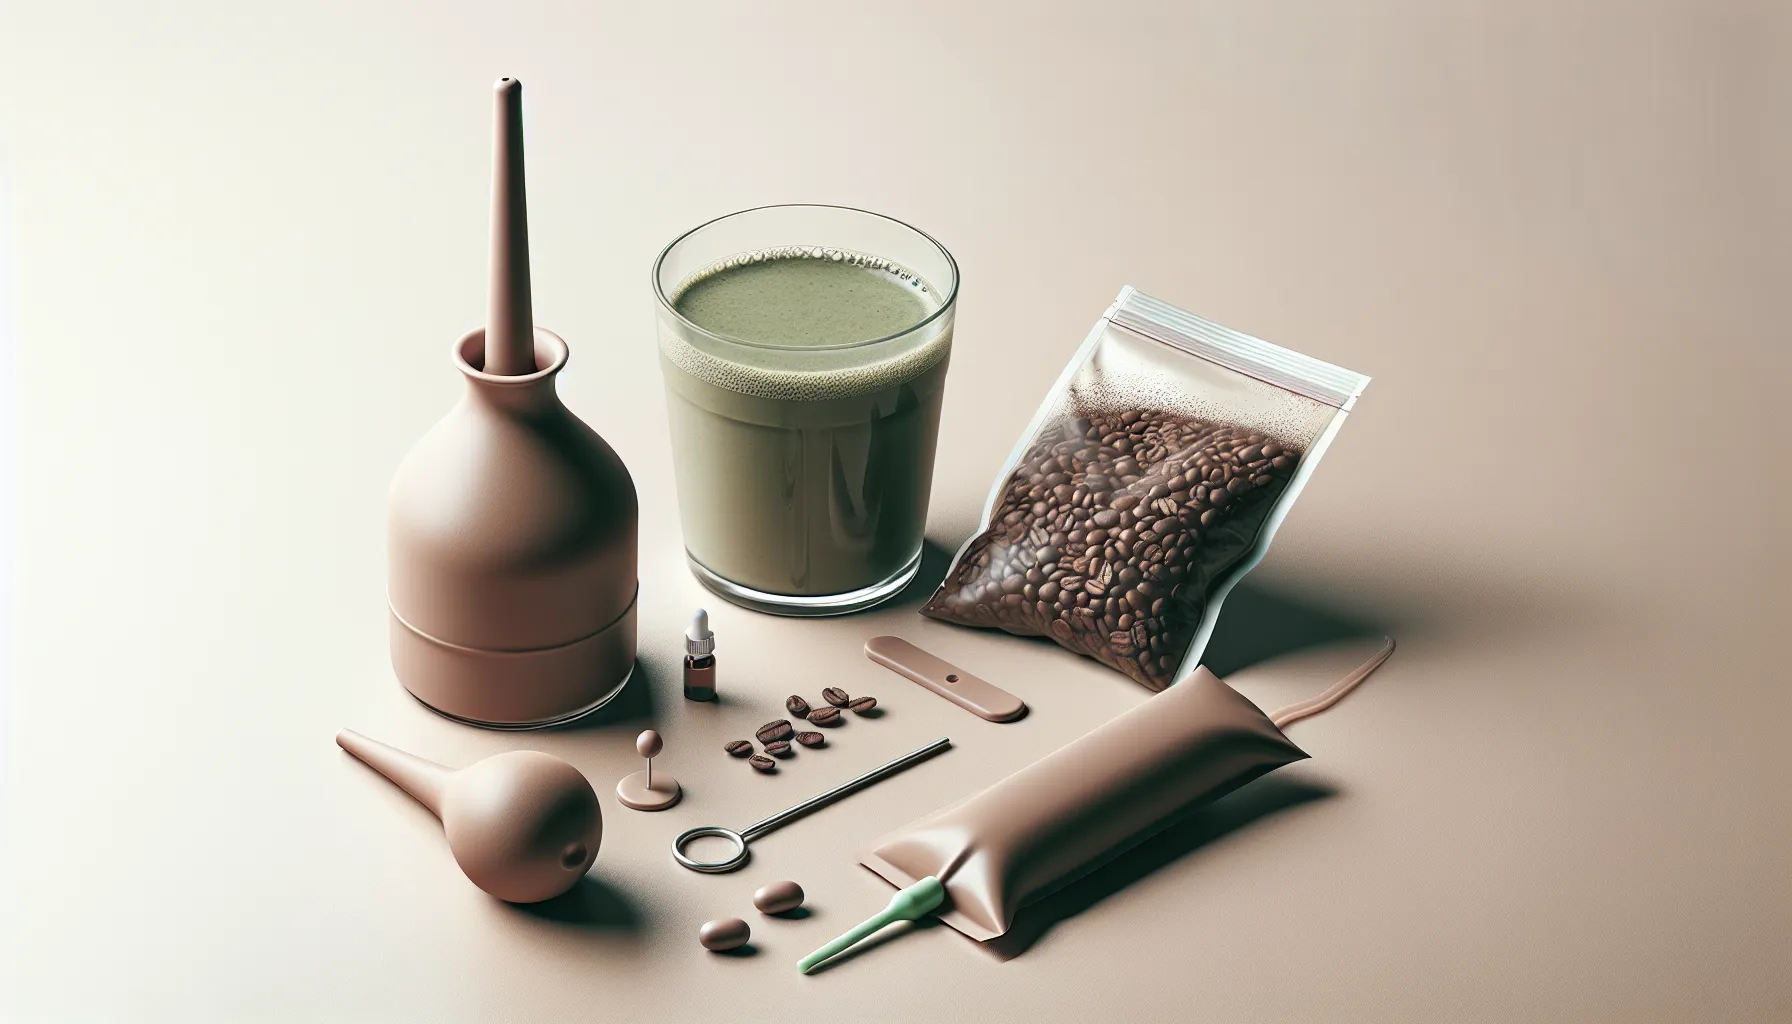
[652, 205, 959, 615]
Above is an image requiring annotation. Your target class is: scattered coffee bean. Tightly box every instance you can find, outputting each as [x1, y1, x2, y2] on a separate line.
[807, 706, 842, 727]
[724, 740, 753, 758]
[922, 406, 1302, 690]
[846, 696, 877, 714]
[753, 880, 805, 915]
[762, 740, 793, 758]
[821, 687, 851, 707]
[785, 695, 812, 720]
[700, 917, 751, 951]
[756, 719, 794, 744]
[794, 731, 826, 748]
[748, 754, 776, 773]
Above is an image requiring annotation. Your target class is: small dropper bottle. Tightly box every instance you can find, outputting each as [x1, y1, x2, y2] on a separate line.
[684, 609, 717, 701]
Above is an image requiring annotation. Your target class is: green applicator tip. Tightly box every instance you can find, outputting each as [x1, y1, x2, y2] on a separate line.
[798, 876, 946, 975]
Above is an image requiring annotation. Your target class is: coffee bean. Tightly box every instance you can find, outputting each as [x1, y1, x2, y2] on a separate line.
[847, 696, 877, 714]
[700, 917, 751, 951]
[753, 880, 805, 915]
[794, 731, 826, 748]
[785, 695, 812, 719]
[756, 719, 794, 744]
[748, 755, 776, 773]
[763, 740, 793, 758]
[724, 740, 753, 758]
[808, 706, 842, 726]
[821, 687, 850, 707]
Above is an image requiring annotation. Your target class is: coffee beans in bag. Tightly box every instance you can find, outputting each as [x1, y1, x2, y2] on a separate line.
[922, 287, 1370, 690]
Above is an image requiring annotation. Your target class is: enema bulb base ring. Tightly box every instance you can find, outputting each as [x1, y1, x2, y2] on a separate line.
[390, 593, 637, 729]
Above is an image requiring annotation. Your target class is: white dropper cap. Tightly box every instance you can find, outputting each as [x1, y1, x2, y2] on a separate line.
[685, 608, 714, 657]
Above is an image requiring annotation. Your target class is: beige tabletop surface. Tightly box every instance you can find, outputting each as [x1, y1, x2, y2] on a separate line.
[4, 2, 1788, 1021]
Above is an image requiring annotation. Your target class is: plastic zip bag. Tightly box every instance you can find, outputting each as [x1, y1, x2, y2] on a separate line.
[921, 287, 1369, 690]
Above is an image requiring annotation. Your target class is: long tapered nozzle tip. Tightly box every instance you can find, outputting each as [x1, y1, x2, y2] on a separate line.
[796, 877, 945, 974]
[484, 73, 536, 377]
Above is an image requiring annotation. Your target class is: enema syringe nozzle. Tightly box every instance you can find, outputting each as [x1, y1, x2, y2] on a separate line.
[796, 876, 945, 975]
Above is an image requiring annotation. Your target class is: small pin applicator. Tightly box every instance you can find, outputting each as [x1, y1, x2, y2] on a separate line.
[796, 876, 945, 974]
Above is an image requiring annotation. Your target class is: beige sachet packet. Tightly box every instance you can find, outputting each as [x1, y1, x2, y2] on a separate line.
[862, 643, 1390, 941]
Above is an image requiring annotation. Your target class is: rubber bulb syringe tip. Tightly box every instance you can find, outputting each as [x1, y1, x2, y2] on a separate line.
[687, 608, 710, 641]
[797, 876, 945, 975]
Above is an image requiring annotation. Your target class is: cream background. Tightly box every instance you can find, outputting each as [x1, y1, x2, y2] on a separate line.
[3, 2, 1788, 1021]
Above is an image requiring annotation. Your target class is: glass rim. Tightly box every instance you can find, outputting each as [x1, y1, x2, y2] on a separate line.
[650, 203, 960, 353]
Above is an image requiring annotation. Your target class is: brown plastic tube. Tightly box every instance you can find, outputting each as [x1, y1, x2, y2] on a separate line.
[485, 77, 534, 376]
[861, 666, 1308, 941]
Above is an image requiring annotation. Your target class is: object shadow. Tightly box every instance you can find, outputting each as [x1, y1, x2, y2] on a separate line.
[561, 659, 657, 730]
[1201, 581, 1390, 678]
[715, 943, 760, 958]
[888, 539, 954, 609]
[982, 774, 1336, 959]
[513, 875, 642, 931]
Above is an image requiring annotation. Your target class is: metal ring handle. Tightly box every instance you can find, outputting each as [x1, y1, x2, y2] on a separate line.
[672, 825, 750, 873]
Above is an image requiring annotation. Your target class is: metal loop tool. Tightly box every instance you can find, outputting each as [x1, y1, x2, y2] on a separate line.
[672, 737, 951, 873]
